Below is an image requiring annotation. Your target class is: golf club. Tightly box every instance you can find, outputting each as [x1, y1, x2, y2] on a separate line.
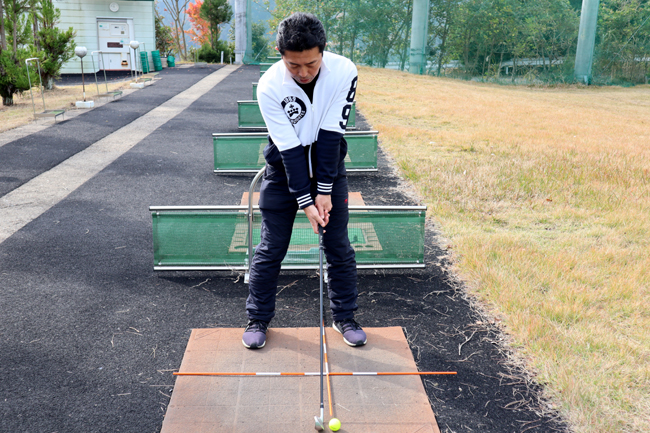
[315, 225, 325, 431]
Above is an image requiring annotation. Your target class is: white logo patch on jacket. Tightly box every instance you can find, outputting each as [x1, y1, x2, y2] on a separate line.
[281, 96, 306, 125]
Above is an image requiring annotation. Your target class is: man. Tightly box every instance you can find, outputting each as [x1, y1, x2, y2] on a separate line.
[242, 12, 366, 350]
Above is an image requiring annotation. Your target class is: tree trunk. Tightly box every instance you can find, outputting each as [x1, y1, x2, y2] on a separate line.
[32, 1, 39, 50]
[349, 29, 357, 62]
[339, 7, 345, 56]
[498, 50, 504, 78]
[3, 94, 14, 106]
[44, 75, 53, 90]
[0, 0, 7, 50]
[437, 24, 449, 76]
[12, 6, 17, 52]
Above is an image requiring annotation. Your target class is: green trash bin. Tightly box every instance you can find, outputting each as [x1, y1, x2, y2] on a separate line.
[167, 55, 175, 67]
[151, 50, 163, 71]
[140, 51, 150, 73]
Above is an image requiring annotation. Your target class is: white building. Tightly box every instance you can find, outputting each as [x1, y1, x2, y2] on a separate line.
[56, 0, 155, 74]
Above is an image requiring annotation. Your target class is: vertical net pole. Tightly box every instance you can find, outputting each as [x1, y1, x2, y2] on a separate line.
[235, 0, 247, 64]
[409, 0, 430, 75]
[575, 0, 600, 84]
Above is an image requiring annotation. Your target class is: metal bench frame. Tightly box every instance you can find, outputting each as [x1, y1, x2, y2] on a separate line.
[25, 58, 65, 121]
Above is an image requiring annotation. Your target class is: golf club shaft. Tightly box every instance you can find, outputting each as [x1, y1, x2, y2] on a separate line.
[318, 226, 324, 423]
[322, 321, 333, 417]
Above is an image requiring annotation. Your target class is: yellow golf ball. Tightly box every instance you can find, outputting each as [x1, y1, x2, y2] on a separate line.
[329, 418, 341, 431]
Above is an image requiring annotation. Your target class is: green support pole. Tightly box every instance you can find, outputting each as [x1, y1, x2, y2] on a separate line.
[409, 0, 430, 75]
[574, 0, 600, 84]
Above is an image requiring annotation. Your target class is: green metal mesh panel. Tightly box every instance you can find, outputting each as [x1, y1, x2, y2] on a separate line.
[152, 210, 249, 266]
[213, 133, 377, 172]
[344, 134, 376, 170]
[151, 208, 425, 268]
[214, 136, 267, 171]
[238, 101, 266, 129]
[259, 63, 274, 72]
[238, 101, 356, 130]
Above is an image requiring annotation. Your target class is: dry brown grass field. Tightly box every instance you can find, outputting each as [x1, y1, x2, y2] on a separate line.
[0, 80, 129, 134]
[357, 66, 649, 433]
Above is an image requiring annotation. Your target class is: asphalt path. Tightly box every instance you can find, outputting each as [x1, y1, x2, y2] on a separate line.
[0, 65, 566, 433]
[0, 65, 218, 197]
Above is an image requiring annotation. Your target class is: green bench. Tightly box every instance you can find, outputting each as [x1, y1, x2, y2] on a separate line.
[238, 100, 356, 130]
[96, 90, 123, 100]
[213, 131, 379, 173]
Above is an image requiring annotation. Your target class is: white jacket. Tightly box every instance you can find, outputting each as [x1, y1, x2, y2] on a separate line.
[257, 51, 358, 208]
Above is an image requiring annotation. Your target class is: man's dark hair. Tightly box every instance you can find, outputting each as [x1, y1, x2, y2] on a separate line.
[276, 12, 326, 55]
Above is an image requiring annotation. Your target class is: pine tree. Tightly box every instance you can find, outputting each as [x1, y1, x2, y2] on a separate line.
[37, 0, 75, 89]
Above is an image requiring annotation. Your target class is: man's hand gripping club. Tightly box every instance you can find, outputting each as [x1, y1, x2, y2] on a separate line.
[304, 195, 332, 234]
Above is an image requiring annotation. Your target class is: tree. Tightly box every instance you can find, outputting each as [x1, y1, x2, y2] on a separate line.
[270, 0, 413, 67]
[441, 0, 578, 78]
[155, 8, 175, 56]
[4, 0, 30, 52]
[251, 21, 271, 60]
[268, 0, 344, 45]
[162, 0, 191, 59]
[185, 0, 209, 46]
[224, 19, 268, 62]
[0, 46, 37, 105]
[200, 0, 232, 51]
[37, 0, 75, 89]
[29, 0, 38, 50]
[596, 0, 650, 83]
[429, 0, 459, 76]
[358, 0, 412, 68]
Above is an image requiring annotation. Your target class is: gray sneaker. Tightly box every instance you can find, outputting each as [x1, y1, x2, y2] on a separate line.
[242, 319, 268, 349]
[333, 319, 367, 347]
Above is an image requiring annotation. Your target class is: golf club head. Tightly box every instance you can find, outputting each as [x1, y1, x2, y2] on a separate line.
[314, 416, 325, 431]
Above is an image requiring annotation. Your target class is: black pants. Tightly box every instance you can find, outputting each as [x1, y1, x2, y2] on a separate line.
[246, 167, 358, 323]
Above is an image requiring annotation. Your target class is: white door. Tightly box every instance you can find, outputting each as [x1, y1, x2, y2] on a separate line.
[97, 19, 133, 71]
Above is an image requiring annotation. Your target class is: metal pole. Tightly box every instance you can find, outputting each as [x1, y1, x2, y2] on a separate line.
[101, 52, 109, 93]
[36, 60, 46, 110]
[575, 0, 600, 84]
[246, 166, 266, 280]
[25, 58, 37, 117]
[80, 58, 86, 101]
[409, 0, 430, 74]
[91, 51, 100, 97]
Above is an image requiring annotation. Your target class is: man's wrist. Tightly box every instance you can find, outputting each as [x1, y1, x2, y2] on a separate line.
[297, 193, 314, 209]
[317, 181, 333, 195]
